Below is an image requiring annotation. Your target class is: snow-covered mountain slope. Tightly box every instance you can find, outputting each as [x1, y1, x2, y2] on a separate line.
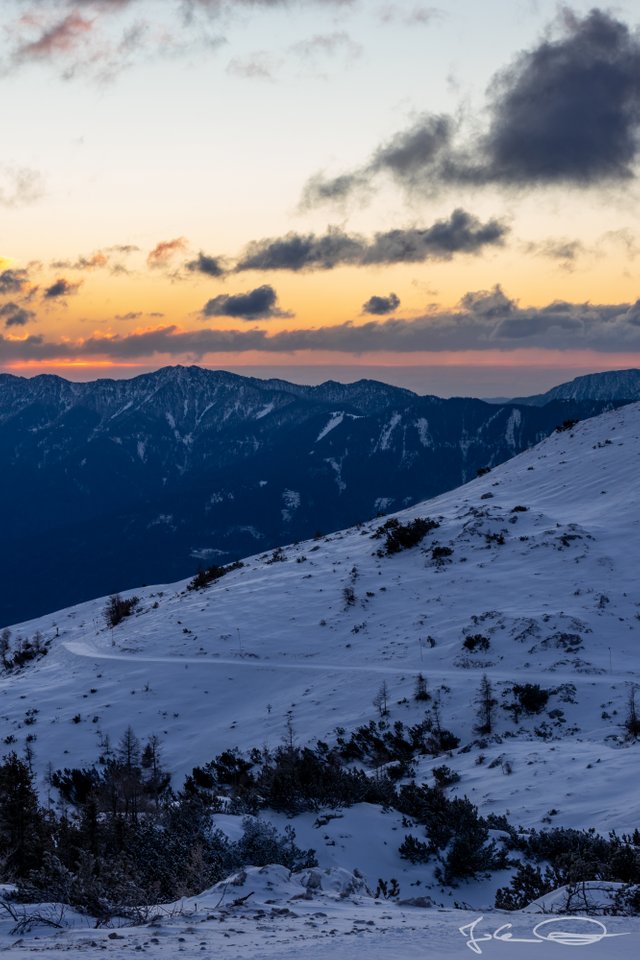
[3, 402, 639, 849]
[0, 363, 615, 626]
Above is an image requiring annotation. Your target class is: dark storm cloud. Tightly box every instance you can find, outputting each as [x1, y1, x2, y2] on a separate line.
[236, 210, 507, 272]
[43, 278, 81, 299]
[362, 211, 507, 263]
[203, 284, 293, 320]
[303, 8, 640, 204]
[185, 252, 226, 277]
[370, 113, 453, 185]
[0, 302, 35, 327]
[5, 289, 640, 363]
[0, 269, 29, 294]
[237, 228, 364, 271]
[477, 8, 640, 186]
[362, 293, 400, 315]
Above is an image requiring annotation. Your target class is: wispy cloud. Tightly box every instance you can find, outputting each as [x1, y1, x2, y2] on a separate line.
[4, 0, 356, 80]
[377, 5, 444, 27]
[51, 251, 110, 270]
[227, 51, 280, 81]
[12, 11, 93, 64]
[147, 237, 188, 268]
[0, 166, 44, 207]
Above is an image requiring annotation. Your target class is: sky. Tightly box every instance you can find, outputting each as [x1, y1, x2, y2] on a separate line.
[1, 0, 640, 396]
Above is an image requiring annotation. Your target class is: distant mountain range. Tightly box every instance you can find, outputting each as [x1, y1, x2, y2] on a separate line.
[515, 367, 640, 405]
[0, 364, 635, 625]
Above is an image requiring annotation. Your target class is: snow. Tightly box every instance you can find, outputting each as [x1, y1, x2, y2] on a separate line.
[504, 408, 521, 447]
[325, 457, 346, 492]
[281, 489, 301, 521]
[376, 412, 402, 451]
[256, 402, 275, 419]
[317, 412, 345, 442]
[1, 870, 639, 958]
[2, 403, 640, 955]
[415, 417, 432, 448]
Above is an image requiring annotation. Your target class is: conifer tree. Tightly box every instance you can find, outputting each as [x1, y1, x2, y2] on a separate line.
[474, 674, 497, 736]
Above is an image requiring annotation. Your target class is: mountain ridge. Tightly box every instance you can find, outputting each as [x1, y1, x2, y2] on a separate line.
[515, 367, 640, 405]
[0, 364, 625, 625]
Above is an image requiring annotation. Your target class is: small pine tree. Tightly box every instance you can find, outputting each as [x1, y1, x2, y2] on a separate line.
[141, 735, 170, 807]
[474, 674, 497, 736]
[118, 726, 141, 771]
[373, 681, 389, 718]
[0, 752, 46, 877]
[414, 672, 429, 701]
[625, 686, 640, 738]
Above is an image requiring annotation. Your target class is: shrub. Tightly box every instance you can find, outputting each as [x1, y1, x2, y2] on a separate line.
[187, 560, 244, 591]
[432, 764, 461, 788]
[399, 834, 431, 864]
[495, 863, 551, 910]
[0, 631, 49, 673]
[104, 594, 139, 628]
[265, 548, 286, 564]
[463, 633, 490, 652]
[512, 683, 550, 714]
[556, 418, 579, 433]
[372, 517, 440, 556]
[485, 531, 505, 545]
[396, 785, 501, 883]
[431, 545, 453, 563]
[342, 586, 356, 608]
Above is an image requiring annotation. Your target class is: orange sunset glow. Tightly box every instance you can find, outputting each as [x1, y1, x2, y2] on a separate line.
[1, 0, 640, 395]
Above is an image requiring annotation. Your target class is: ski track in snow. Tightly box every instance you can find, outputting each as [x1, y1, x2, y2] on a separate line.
[65, 638, 635, 685]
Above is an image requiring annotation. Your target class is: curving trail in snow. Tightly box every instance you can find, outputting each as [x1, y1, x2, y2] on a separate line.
[64, 637, 636, 687]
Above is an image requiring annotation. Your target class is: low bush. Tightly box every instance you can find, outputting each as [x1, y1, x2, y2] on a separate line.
[104, 594, 139, 628]
[372, 517, 440, 556]
[187, 560, 244, 592]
